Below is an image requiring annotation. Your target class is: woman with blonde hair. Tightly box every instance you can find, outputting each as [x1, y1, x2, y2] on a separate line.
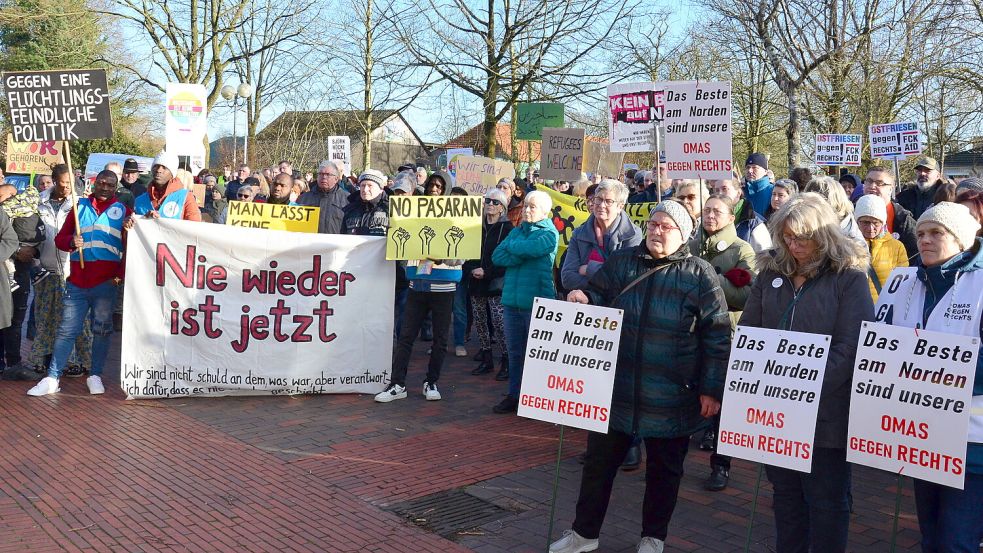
[252, 172, 270, 201]
[738, 192, 873, 553]
[803, 175, 864, 244]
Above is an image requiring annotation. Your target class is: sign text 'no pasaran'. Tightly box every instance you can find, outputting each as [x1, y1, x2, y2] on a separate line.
[2, 69, 114, 142]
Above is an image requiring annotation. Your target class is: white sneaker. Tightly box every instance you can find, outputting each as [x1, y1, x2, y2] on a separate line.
[455, 345, 467, 357]
[374, 383, 407, 403]
[86, 375, 105, 395]
[549, 530, 598, 553]
[637, 537, 664, 553]
[26, 376, 60, 396]
[423, 381, 441, 401]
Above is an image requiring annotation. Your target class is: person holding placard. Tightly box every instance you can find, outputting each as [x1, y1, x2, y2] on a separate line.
[872, 202, 983, 552]
[739, 193, 873, 553]
[553, 200, 730, 553]
[133, 151, 202, 221]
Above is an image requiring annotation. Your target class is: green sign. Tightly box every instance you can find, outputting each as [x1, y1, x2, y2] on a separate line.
[516, 103, 564, 140]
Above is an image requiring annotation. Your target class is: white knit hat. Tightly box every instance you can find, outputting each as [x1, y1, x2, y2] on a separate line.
[916, 202, 982, 250]
[651, 200, 693, 242]
[152, 150, 180, 176]
[854, 194, 887, 224]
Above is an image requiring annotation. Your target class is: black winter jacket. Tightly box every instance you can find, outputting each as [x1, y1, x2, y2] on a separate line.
[463, 218, 512, 297]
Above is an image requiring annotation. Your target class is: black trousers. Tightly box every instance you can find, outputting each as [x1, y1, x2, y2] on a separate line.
[573, 430, 689, 540]
[0, 260, 31, 366]
[708, 414, 732, 470]
[390, 290, 453, 387]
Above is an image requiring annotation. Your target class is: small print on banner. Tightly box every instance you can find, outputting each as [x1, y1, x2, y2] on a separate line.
[607, 82, 666, 153]
[661, 81, 733, 180]
[846, 322, 978, 489]
[225, 201, 320, 233]
[517, 298, 623, 433]
[387, 196, 482, 260]
[869, 121, 921, 160]
[716, 326, 831, 472]
[815, 134, 862, 167]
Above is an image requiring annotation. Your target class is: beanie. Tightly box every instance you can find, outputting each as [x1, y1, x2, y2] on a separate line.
[854, 194, 887, 224]
[916, 202, 982, 251]
[955, 177, 983, 196]
[152, 150, 179, 176]
[651, 200, 693, 243]
[357, 169, 386, 188]
[745, 152, 768, 170]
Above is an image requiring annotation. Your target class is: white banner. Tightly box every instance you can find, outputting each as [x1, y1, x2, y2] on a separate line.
[869, 121, 921, 160]
[121, 219, 394, 399]
[847, 322, 977, 488]
[607, 82, 665, 153]
[517, 298, 623, 433]
[328, 136, 351, 175]
[662, 81, 733, 180]
[165, 83, 208, 155]
[814, 134, 862, 166]
[717, 326, 830, 472]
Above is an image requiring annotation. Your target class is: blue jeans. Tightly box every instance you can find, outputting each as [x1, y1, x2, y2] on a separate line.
[452, 280, 469, 347]
[502, 306, 531, 397]
[765, 447, 852, 553]
[913, 472, 983, 552]
[47, 281, 118, 379]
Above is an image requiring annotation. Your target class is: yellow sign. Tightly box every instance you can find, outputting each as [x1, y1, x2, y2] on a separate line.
[453, 155, 516, 195]
[5, 134, 64, 174]
[225, 201, 319, 233]
[387, 196, 482, 260]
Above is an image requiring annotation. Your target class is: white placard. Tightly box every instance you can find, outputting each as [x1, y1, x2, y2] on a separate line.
[847, 322, 978, 488]
[517, 298, 624, 433]
[165, 83, 208, 156]
[662, 81, 733, 180]
[607, 82, 666, 153]
[328, 136, 351, 175]
[815, 134, 862, 166]
[869, 121, 921, 160]
[122, 219, 394, 399]
[717, 326, 831, 472]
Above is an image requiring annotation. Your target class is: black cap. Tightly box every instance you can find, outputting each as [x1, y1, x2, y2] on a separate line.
[123, 158, 140, 173]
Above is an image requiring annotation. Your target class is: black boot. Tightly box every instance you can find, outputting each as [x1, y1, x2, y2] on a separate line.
[700, 428, 716, 451]
[704, 465, 729, 491]
[621, 443, 641, 471]
[471, 349, 494, 375]
[494, 354, 509, 381]
[492, 394, 519, 414]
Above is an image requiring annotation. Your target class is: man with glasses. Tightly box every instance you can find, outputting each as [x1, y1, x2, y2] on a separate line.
[224, 164, 251, 201]
[862, 166, 917, 258]
[297, 160, 348, 234]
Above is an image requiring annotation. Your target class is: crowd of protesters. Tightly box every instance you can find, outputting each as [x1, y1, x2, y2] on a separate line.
[0, 149, 980, 553]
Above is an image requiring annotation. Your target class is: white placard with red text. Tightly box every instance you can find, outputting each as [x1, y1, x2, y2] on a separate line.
[869, 121, 921, 160]
[661, 81, 733, 180]
[517, 297, 623, 433]
[717, 326, 830, 472]
[814, 134, 862, 166]
[847, 322, 977, 489]
[606, 82, 666, 153]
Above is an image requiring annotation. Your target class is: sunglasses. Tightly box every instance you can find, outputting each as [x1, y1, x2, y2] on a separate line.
[484, 198, 502, 206]
[238, 193, 252, 198]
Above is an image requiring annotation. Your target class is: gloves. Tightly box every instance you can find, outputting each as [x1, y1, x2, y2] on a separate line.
[723, 267, 752, 287]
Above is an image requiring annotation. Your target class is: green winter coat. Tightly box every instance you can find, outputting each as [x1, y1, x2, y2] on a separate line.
[583, 244, 731, 438]
[492, 218, 559, 310]
[689, 223, 757, 330]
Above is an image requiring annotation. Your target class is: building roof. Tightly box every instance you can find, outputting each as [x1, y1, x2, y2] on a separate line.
[256, 109, 414, 143]
[443, 123, 541, 160]
[944, 146, 983, 167]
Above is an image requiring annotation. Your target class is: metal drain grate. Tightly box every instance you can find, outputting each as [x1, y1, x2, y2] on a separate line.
[387, 489, 518, 539]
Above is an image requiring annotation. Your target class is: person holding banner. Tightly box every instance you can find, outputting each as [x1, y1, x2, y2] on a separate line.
[554, 200, 730, 553]
[872, 202, 983, 552]
[739, 193, 873, 553]
[133, 151, 201, 221]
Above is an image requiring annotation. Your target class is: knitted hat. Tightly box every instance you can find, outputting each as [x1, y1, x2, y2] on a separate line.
[745, 152, 768, 170]
[955, 177, 983, 196]
[916, 202, 981, 250]
[651, 200, 693, 243]
[151, 150, 179, 176]
[854, 194, 887, 224]
[357, 169, 386, 188]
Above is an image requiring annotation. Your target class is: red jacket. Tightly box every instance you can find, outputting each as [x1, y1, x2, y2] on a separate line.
[56, 195, 133, 288]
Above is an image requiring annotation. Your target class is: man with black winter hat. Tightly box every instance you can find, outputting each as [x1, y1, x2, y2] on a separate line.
[116, 158, 147, 210]
[743, 152, 773, 216]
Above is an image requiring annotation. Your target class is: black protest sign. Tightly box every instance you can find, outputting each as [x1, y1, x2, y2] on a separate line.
[2, 69, 113, 142]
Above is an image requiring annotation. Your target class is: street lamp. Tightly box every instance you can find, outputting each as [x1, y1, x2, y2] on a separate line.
[221, 82, 253, 166]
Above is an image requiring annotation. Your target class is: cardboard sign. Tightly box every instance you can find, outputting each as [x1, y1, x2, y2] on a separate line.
[815, 134, 862, 166]
[516, 103, 564, 140]
[225, 201, 319, 233]
[662, 81, 733, 180]
[192, 184, 207, 207]
[717, 326, 831, 472]
[122, 219, 394, 398]
[583, 141, 624, 178]
[328, 136, 351, 175]
[5, 134, 64, 174]
[165, 83, 207, 155]
[869, 121, 921, 159]
[386, 196, 482, 260]
[446, 147, 473, 184]
[451, 155, 515, 196]
[517, 297, 623, 432]
[2, 69, 113, 142]
[540, 128, 585, 181]
[607, 82, 667, 152]
[847, 322, 978, 488]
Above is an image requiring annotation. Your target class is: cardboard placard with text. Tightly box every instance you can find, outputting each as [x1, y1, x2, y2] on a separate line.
[516, 103, 564, 141]
[386, 195, 482, 260]
[814, 134, 862, 166]
[451, 155, 515, 196]
[607, 82, 666, 153]
[869, 121, 921, 160]
[661, 81, 733, 180]
[328, 136, 351, 175]
[540, 128, 585, 181]
[5, 134, 64, 174]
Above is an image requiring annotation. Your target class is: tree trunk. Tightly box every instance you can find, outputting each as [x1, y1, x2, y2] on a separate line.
[482, 0, 497, 158]
[786, 86, 801, 168]
[362, 0, 373, 171]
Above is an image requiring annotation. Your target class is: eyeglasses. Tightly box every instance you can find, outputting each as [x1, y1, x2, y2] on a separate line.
[857, 220, 883, 228]
[782, 233, 813, 246]
[645, 221, 680, 234]
[318, 172, 339, 178]
[590, 197, 619, 207]
[702, 207, 729, 217]
[864, 179, 892, 188]
[484, 198, 502, 206]
[237, 193, 252, 198]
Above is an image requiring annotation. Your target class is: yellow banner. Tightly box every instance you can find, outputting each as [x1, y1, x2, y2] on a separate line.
[225, 201, 319, 233]
[387, 196, 482, 260]
[5, 134, 64, 174]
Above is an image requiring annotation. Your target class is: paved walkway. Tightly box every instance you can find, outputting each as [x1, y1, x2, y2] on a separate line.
[0, 335, 933, 552]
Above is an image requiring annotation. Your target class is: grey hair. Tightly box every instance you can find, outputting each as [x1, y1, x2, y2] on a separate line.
[595, 179, 629, 204]
[317, 160, 342, 175]
[484, 188, 509, 205]
[803, 175, 853, 219]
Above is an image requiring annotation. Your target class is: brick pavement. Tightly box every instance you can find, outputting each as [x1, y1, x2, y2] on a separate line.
[0, 334, 944, 552]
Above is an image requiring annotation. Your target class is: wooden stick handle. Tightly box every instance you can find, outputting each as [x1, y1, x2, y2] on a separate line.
[64, 142, 84, 268]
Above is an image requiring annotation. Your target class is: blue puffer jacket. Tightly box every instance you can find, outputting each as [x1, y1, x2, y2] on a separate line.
[492, 218, 559, 310]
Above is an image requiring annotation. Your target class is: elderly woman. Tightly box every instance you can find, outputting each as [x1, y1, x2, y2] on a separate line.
[551, 200, 730, 553]
[854, 195, 908, 302]
[739, 193, 873, 553]
[872, 202, 983, 553]
[491, 190, 559, 414]
[765, 178, 798, 220]
[673, 179, 705, 225]
[496, 177, 525, 227]
[691, 194, 757, 492]
[803, 176, 864, 245]
[464, 188, 513, 378]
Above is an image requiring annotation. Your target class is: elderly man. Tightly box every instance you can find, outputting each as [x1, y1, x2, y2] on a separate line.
[133, 151, 201, 221]
[297, 160, 348, 234]
[341, 170, 389, 236]
[896, 156, 945, 219]
[116, 158, 147, 210]
[224, 164, 251, 201]
[711, 178, 771, 253]
[862, 166, 918, 258]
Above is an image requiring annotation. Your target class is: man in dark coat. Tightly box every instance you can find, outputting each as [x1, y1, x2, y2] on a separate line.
[896, 156, 945, 219]
[297, 160, 348, 234]
[863, 166, 918, 259]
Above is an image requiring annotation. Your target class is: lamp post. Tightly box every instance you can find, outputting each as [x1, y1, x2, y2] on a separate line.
[220, 82, 253, 166]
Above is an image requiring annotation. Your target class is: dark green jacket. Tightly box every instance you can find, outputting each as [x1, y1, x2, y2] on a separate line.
[584, 245, 731, 438]
[492, 218, 558, 310]
[689, 223, 757, 329]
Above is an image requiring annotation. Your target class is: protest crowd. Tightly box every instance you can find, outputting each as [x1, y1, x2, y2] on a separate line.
[0, 142, 981, 553]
